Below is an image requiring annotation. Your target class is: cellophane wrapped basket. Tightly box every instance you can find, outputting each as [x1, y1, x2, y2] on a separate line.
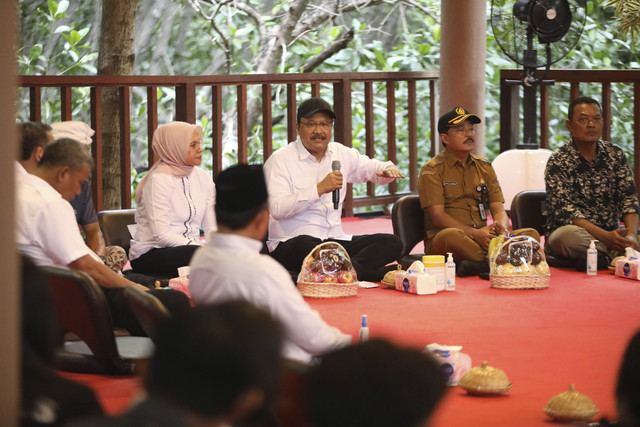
[489, 235, 550, 289]
[297, 242, 358, 298]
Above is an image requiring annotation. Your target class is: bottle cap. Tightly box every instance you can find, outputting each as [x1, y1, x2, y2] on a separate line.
[447, 252, 454, 262]
[589, 240, 598, 249]
[361, 314, 368, 327]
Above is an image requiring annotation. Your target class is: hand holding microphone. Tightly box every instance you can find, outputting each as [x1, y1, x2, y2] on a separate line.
[332, 160, 341, 210]
[316, 161, 343, 209]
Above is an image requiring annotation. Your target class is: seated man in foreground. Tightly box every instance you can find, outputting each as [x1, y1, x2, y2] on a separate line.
[545, 96, 640, 269]
[418, 107, 539, 277]
[305, 339, 446, 427]
[16, 138, 190, 336]
[264, 97, 404, 282]
[70, 301, 285, 427]
[189, 164, 351, 362]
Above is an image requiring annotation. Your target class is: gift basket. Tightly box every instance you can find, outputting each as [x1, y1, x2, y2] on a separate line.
[488, 235, 550, 289]
[297, 242, 358, 298]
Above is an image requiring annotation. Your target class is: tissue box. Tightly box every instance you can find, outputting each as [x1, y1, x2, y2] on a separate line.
[168, 276, 191, 297]
[425, 343, 472, 386]
[395, 272, 437, 295]
[615, 258, 640, 280]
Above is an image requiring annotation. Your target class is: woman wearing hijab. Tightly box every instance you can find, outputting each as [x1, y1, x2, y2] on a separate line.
[129, 122, 216, 277]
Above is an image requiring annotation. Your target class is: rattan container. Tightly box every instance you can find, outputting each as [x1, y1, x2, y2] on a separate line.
[543, 384, 599, 422]
[458, 361, 512, 395]
[381, 265, 405, 288]
[297, 242, 358, 298]
[489, 235, 550, 289]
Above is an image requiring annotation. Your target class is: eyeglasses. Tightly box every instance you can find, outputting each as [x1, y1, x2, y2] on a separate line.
[451, 125, 475, 134]
[576, 116, 603, 126]
[299, 120, 333, 130]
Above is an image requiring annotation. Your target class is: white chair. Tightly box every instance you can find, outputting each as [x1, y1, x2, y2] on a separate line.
[492, 148, 552, 209]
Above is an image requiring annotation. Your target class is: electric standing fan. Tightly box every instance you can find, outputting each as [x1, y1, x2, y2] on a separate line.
[490, 0, 587, 147]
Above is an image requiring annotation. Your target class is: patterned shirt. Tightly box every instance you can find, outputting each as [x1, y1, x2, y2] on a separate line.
[544, 138, 640, 234]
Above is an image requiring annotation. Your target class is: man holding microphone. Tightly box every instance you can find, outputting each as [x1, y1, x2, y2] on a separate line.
[264, 97, 403, 282]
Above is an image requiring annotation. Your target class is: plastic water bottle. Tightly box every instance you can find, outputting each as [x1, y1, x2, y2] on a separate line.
[445, 252, 456, 291]
[358, 315, 369, 343]
[587, 240, 598, 276]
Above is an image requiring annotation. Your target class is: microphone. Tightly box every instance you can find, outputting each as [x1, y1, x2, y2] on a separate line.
[332, 160, 341, 210]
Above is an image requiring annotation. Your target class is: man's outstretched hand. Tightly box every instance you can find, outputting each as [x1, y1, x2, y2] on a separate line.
[377, 165, 404, 179]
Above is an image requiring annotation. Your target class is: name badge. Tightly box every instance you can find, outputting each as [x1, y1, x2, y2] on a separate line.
[478, 203, 487, 221]
[443, 181, 458, 186]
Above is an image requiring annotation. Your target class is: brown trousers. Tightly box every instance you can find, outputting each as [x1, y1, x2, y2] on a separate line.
[426, 227, 540, 262]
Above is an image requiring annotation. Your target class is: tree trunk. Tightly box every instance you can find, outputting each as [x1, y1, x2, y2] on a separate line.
[97, 0, 137, 209]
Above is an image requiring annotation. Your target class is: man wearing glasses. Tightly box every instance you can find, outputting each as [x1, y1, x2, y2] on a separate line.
[545, 96, 640, 270]
[264, 97, 404, 282]
[417, 107, 539, 278]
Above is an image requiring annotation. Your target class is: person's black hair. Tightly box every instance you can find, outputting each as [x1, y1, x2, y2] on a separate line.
[18, 121, 52, 161]
[305, 339, 446, 427]
[215, 202, 269, 230]
[39, 137, 94, 171]
[145, 300, 285, 418]
[616, 329, 640, 427]
[568, 96, 601, 121]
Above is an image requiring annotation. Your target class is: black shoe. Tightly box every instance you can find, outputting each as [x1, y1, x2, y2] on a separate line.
[574, 253, 612, 272]
[457, 260, 490, 277]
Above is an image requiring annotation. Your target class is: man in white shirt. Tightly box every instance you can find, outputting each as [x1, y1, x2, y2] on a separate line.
[189, 164, 351, 362]
[264, 97, 404, 282]
[16, 138, 190, 336]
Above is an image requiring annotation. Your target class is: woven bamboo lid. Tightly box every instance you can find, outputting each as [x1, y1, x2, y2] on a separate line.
[381, 265, 404, 288]
[458, 361, 512, 395]
[543, 384, 599, 422]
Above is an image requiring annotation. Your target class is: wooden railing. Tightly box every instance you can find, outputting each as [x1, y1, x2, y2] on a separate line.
[17, 72, 439, 215]
[500, 69, 640, 191]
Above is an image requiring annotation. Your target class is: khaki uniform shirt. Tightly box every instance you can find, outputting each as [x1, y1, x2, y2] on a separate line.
[417, 150, 504, 241]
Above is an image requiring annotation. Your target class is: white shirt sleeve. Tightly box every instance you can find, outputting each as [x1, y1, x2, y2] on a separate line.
[36, 199, 93, 266]
[340, 143, 395, 185]
[200, 172, 217, 241]
[257, 259, 352, 356]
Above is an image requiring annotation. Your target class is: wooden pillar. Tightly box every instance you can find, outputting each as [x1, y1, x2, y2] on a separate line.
[0, 1, 19, 424]
[440, 0, 486, 154]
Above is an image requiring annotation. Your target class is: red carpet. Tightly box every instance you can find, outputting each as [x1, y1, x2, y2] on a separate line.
[63, 217, 640, 426]
[307, 268, 640, 426]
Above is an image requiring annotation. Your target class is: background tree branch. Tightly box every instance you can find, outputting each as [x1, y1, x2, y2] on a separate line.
[302, 28, 354, 72]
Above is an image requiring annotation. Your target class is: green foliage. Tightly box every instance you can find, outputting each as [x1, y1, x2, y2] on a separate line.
[17, 0, 97, 75]
[16, 0, 640, 211]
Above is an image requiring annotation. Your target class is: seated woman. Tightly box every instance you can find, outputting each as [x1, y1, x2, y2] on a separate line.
[130, 121, 216, 277]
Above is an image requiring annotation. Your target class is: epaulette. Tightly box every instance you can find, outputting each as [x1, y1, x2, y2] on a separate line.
[425, 156, 444, 167]
[471, 153, 490, 164]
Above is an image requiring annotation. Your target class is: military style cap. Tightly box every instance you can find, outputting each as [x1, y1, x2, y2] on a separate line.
[437, 107, 481, 134]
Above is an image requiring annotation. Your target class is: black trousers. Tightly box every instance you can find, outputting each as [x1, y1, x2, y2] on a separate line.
[130, 245, 200, 278]
[104, 287, 191, 336]
[271, 233, 403, 282]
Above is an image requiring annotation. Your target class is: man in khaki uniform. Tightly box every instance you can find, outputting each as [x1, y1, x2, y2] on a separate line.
[417, 107, 539, 277]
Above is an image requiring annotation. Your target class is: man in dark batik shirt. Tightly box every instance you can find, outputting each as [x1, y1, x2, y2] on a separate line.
[545, 96, 640, 269]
